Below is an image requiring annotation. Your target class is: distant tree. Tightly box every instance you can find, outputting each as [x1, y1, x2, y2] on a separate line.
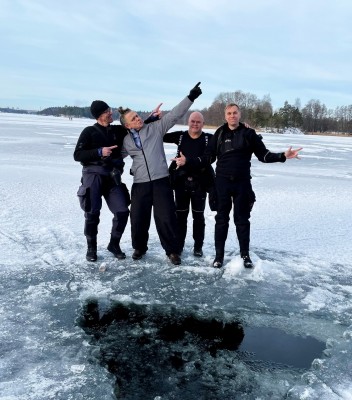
[334, 105, 352, 133]
[273, 101, 303, 130]
[253, 95, 273, 127]
[301, 99, 326, 132]
[203, 91, 273, 127]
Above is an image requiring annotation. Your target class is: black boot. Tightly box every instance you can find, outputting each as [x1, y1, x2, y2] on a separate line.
[107, 238, 126, 260]
[193, 247, 203, 257]
[193, 242, 203, 257]
[213, 256, 223, 268]
[241, 251, 254, 268]
[86, 238, 97, 262]
[168, 253, 181, 266]
[132, 249, 146, 260]
[213, 249, 224, 268]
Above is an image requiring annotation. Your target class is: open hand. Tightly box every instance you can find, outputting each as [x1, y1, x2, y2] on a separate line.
[285, 146, 303, 159]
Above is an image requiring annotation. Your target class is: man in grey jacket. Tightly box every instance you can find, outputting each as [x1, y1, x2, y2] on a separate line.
[118, 82, 202, 265]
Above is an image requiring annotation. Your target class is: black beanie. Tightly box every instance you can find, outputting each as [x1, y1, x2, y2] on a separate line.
[90, 100, 110, 119]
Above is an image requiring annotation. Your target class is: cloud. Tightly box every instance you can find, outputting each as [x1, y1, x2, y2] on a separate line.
[0, 0, 351, 110]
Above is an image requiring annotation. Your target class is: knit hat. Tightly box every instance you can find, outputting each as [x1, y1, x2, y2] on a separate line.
[90, 100, 110, 119]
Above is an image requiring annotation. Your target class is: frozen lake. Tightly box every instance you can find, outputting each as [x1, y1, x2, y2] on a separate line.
[0, 112, 351, 399]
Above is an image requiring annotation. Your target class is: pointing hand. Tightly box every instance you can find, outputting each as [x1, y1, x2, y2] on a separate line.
[102, 145, 118, 157]
[188, 82, 202, 101]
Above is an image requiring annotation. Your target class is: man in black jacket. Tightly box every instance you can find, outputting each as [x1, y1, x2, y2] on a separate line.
[164, 112, 215, 257]
[199, 103, 302, 269]
[74, 100, 159, 262]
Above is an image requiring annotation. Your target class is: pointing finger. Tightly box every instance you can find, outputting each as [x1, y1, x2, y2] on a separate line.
[155, 103, 163, 112]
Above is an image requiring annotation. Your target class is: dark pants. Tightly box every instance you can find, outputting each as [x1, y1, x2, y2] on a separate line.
[130, 177, 181, 255]
[174, 186, 206, 250]
[214, 176, 255, 256]
[78, 171, 129, 240]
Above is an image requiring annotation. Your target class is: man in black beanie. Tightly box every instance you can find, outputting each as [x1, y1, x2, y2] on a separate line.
[74, 100, 161, 262]
[90, 100, 110, 119]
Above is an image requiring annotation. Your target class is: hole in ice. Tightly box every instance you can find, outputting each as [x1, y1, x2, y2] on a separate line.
[239, 326, 325, 369]
[78, 299, 325, 399]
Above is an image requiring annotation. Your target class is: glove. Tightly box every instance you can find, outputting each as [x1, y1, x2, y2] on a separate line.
[188, 82, 202, 102]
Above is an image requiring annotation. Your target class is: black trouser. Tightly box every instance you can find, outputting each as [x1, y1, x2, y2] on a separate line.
[214, 176, 255, 256]
[174, 185, 206, 250]
[78, 171, 129, 241]
[130, 177, 181, 255]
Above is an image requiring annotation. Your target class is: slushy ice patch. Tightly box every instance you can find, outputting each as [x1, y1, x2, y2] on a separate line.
[78, 299, 325, 399]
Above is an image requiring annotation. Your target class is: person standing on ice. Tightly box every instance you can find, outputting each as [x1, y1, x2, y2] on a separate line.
[163, 111, 215, 258]
[195, 103, 303, 269]
[73, 100, 161, 262]
[118, 82, 202, 266]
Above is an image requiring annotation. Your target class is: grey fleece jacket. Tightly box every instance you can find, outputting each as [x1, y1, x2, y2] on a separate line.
[122, 96, 193, 183]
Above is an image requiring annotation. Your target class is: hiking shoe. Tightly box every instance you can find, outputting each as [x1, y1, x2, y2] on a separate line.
[86, 247, 97, 262]
[242, 254, 254, 268]
[132, 249, 146, 260]
[193, 247, 203, 257]
[213, 257, 223, 268]
[168, 253, 181, 266]
[107, 242, 126, 260]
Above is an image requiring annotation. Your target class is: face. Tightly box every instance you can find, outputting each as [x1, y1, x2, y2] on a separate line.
[225, 105, 241, 129]
[124, 111, 144, 131]
[97, 108, 113, 126]
[188, 112, 204, 135]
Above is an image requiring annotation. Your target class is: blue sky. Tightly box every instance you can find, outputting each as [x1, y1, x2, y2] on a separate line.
[1, 0, 351, 112]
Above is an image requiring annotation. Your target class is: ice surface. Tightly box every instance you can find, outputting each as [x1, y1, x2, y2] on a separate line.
[0, 112, 351, 399]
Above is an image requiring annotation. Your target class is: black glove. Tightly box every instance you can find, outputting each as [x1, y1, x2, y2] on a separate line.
[188, 82, 202, 102]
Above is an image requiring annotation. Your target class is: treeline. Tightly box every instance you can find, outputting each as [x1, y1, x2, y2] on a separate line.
[3, 91, 352, 134]
[47, 93, 351, 134]
[194, 91, 352, 134]
[0, 107, 35, 114]
[37, 105, 154, 122]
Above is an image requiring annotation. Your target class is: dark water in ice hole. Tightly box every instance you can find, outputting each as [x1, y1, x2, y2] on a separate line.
[78, 300, 325, 399]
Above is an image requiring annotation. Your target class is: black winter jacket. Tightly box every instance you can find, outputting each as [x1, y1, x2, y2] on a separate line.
[163, 130, 215, 190]
[73, 123, 127, 172]
[199, 122, 286, 180]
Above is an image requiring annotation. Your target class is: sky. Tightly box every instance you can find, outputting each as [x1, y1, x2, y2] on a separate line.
[0, 113, 351, 398]
[1, 0, 352, 112]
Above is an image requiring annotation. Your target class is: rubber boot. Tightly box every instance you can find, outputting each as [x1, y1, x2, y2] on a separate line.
[86, 237, 97, 262]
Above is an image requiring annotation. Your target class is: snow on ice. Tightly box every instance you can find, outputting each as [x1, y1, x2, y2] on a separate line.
[0, 112, 351, 399]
